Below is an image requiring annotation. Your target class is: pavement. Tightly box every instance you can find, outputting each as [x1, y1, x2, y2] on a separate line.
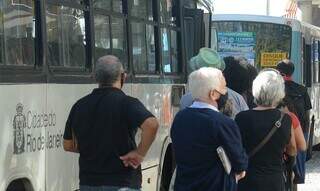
[298, 151, 320, 191]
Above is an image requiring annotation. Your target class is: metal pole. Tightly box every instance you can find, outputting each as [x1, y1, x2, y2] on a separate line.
[266, 0, 270, 16]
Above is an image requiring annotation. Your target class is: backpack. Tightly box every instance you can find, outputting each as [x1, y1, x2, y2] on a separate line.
[285, 82, 308, 131]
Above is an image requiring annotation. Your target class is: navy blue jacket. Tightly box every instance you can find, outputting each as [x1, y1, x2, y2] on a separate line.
[171, 108, 248, 191]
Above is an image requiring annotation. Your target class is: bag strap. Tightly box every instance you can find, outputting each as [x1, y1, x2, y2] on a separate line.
[249, 111, 285, 158]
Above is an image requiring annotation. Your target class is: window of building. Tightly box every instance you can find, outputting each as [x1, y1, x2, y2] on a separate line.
[46, 5, 86, 68]
[2, 0, 35, 66]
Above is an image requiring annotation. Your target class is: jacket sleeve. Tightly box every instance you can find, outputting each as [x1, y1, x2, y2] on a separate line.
[218, 118, 248, 173]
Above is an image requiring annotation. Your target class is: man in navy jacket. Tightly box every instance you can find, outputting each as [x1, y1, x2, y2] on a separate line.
[171, 67, 248, 191]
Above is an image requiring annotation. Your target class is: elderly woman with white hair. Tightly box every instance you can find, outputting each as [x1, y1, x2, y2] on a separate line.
[171, 67, 248, 191]
[235, 69, 297, 191]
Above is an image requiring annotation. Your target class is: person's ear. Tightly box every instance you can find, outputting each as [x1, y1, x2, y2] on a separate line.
[209, 90, 220, 101]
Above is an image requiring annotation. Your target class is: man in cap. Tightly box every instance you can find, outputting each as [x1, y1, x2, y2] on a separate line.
[276, 59, 312, 187]
[180, 48, 249, 118]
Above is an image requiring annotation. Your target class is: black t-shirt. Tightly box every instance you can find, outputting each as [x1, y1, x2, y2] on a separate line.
[235, 109, 291, 191]
[63, 87, 154, 188]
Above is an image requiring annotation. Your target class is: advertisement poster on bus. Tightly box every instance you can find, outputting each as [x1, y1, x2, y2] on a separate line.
[217, 32, 256, 65]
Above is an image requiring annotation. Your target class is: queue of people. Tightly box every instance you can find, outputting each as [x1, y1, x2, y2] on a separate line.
[172, 48, 312, 191]
[62, 49, 311, 191]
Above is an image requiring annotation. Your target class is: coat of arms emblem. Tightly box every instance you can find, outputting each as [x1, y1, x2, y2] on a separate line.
[13, 103, 26, 154]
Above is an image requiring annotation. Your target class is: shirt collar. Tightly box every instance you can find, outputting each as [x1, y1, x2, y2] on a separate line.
[189, 101, 219, 112]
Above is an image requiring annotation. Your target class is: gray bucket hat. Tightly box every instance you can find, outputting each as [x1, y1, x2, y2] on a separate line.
[189, 48, 225, 72]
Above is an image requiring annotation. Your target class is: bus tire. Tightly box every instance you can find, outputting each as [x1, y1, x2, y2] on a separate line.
[160, 144, 176, 191]
[6, 179, 33, 191]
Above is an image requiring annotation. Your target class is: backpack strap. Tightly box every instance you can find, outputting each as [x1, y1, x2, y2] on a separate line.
[249, 111, 285, 158]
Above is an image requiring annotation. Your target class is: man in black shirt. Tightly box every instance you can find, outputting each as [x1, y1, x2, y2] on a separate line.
[63, 55, 159, 191]
[276, 59, 312, 186]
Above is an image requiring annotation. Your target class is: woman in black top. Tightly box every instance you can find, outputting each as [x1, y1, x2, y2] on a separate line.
[235, 69, 297, 191]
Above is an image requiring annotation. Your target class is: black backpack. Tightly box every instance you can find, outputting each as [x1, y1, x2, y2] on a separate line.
[285, 81, 308, 131]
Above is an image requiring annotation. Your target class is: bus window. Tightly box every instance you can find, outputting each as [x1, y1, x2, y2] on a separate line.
[46, 5, 86, 69]
[160, 0, 176, 25]
[131, 22, 156, 73]
[93, 0, 111, 11]
[312, 40, 319, 83]
[113, 0, 123, 13]
[318, 41, 320, 82]
[130, 0, 147, 19]
[111, 18, 127, 69]
[162, 29, 179, 73]
[171, 31, 178, 72]
[94, 14, 111, 63]
[2, 0, 35, 66]
[303, 38, 312, 87]
[211, 21, 291, 69]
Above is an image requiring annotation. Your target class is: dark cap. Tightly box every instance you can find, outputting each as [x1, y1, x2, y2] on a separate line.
[276, 59, 295, 76]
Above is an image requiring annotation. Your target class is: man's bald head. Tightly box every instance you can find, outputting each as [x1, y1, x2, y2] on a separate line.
[95, 55, 124, 86]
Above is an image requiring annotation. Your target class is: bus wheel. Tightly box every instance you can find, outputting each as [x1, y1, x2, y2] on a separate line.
[160, 145, 176, 191]
[6, 179, 33, 191]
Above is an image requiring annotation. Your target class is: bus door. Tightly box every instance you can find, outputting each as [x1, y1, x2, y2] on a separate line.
[183, 8, 205, 66]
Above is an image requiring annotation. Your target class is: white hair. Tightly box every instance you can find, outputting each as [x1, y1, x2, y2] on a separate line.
[252, 69, 285, 107]
[188, 67, 224, 100]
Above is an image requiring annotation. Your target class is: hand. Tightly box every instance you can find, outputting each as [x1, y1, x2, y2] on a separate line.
[235, 171, 246, 183]
[120, 150, 144, 169]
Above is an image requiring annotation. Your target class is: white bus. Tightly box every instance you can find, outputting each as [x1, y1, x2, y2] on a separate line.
[0, 0, 212, 190]
[210, 14, 320, 157]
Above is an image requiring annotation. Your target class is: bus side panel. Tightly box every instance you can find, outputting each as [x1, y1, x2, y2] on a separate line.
[132, 83, 170, 190]
[45, 84, 93, 191]
[291, 31, 302, 84]
[45, 84, 132, 191]
[309, 84, 320, 146]
[0, 84, 46, 191]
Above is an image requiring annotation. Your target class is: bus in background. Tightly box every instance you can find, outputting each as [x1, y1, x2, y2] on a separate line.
[210, 14, 320, 157]
[0, 0, 210, 191]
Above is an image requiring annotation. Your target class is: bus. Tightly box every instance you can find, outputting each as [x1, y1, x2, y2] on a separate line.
[210, 14, 320, 157]
[0, 0, 211, 190]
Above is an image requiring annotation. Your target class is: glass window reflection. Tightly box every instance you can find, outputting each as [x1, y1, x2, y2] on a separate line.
[112, 18, 127, 68]
[46, 5, 86, 68]
[2, 0, 35, 65]
[93, 0, 111, 10]
[131, 22, 155, 73]
[131, 0, 147, 19]
[160, 0, 175, 24]
[94, 14, 111, 63]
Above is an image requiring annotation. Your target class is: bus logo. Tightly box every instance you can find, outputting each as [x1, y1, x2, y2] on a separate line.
[13, 103, 26, 154]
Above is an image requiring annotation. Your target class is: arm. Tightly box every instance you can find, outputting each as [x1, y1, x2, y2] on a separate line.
[285, 127, 297, 156]
[137, 117, 159, 156]
[63, 139, 79, 153]
[63, 105, 79, 153]
[120, 117, 159, 168]
[294, 125, 307, 151]
[219, 118, 248, 177]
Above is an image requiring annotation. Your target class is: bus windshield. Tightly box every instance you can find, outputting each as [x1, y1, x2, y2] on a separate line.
[211, 21, 292, 69]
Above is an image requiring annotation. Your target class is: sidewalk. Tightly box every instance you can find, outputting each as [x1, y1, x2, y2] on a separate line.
[298, 151, 320, 191]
